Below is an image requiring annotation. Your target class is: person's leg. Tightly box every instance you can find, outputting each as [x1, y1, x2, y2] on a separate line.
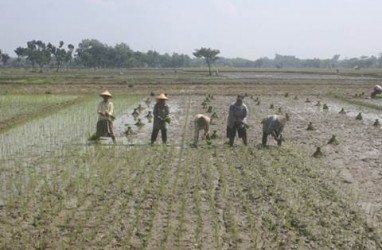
[107, 121, 116, 143]
[161, 128, 167, 144]
[151, 128, 159, 144]
[194, 127, 199, 145]
[239, 128, 247, 146]
[227, 126, 235, 146]
[229, 137, 234, 146]
[262, 132, 268, 146]
[277, 134, 283, 146]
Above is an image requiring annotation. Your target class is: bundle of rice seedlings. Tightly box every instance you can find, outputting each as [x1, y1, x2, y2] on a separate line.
[339, 108, 346, 114]
[327, 135, 339, 145]
[124, 126, 134, 136]
[355, 113, 363, 120]
[373, 119, 380, 126]
[312, 147, 323, 158]
[307, 122, 315, 131]
[164, 116, 171, 124]
[135, 118, 145, 127]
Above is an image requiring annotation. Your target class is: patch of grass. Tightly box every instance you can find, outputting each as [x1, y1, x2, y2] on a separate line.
[328, 93, 382, 111]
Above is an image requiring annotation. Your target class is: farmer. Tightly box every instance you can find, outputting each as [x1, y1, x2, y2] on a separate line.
[89, 90, 116, 143]
[151, 93, 170, 144]
[261, 114, 287, 146]
[371, 85, 382, 98]
[193, 114, 211, 146]
[226, 95, 248, 146]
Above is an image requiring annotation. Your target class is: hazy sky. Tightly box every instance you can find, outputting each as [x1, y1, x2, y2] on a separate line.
[0, 0, 381, 60]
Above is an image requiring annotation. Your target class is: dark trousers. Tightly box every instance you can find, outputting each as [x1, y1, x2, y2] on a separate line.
[151, 128, 167, 144]
[262, 132, 282, 146]
[227, 125, 247, 146]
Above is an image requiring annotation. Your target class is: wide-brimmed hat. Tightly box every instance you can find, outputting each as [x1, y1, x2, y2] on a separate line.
[156, 93, 168, 100]
[100, 90, 112, 98]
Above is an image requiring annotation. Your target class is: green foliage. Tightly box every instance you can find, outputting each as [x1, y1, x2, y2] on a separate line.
[47, 41, 74, 72]
[193, 47, 220, 76]
[15, 40, 51, 72]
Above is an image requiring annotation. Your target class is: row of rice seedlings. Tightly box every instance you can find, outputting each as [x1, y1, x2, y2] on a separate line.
[173, 145, 192, 249]
[234, 148, 304, 247]
[223, 147, 264, 248]
[0, 146, 88, 247]
[141, 145, 177, 249]
[235, 146, 382, 249]
[92, 145, 159, 249]
[268, 150, 362, 247]
[38, 147, 107, 247]
[191, 147, 204, 250]
[0, 95, 143, 162]
[121, 146, 170, 247]
[70, 147, 126, 247]
[212, 147, 240, 247]
[328, 93, 382, 111]
[157, 148, 186, 250]
[159, 96, 192, 250]
[0, 94, 79, 123]
[203, 147, 223, 249]
[0, 97, 94, 161]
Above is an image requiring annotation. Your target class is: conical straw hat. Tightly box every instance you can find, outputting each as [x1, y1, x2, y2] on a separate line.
[100, 90, 112, 97]
[156, 93, 168, 100]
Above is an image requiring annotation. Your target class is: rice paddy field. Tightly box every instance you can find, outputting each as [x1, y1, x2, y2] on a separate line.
[0, 68, 381, 249]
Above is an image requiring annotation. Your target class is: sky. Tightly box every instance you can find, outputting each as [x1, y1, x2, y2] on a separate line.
[0, 0, 381, 60]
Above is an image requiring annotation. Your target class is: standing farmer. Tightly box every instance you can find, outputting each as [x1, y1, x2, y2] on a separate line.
[261, 114, 287, 146]
[151, 93, 170, 144]
[89, 90, 116, 143]
[226, 95, 248, 146]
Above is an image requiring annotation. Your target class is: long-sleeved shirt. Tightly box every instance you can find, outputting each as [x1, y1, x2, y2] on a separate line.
[153, 103, 170, 129]
[97, 100, 114, 121]
[262, 115, 286, 137]
[227, 102, 248, 128]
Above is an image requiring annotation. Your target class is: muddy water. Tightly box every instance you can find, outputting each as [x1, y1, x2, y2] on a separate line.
[112, 99, 182, 145]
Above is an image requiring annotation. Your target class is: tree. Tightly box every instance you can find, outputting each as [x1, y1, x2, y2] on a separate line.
[193, 47, 220, 76]
[47, 41, 74, 72]
[1, 53, 10, 65]
[15, 40, 51, 72]
[76, 39, 108, 68]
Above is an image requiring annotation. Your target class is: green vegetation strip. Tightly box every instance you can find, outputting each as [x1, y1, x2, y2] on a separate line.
[328, 93, 382, 111]
[0, 95, 84, 133]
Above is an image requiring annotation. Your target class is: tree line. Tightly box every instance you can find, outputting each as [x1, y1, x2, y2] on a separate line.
[1, 39, 382, 71]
